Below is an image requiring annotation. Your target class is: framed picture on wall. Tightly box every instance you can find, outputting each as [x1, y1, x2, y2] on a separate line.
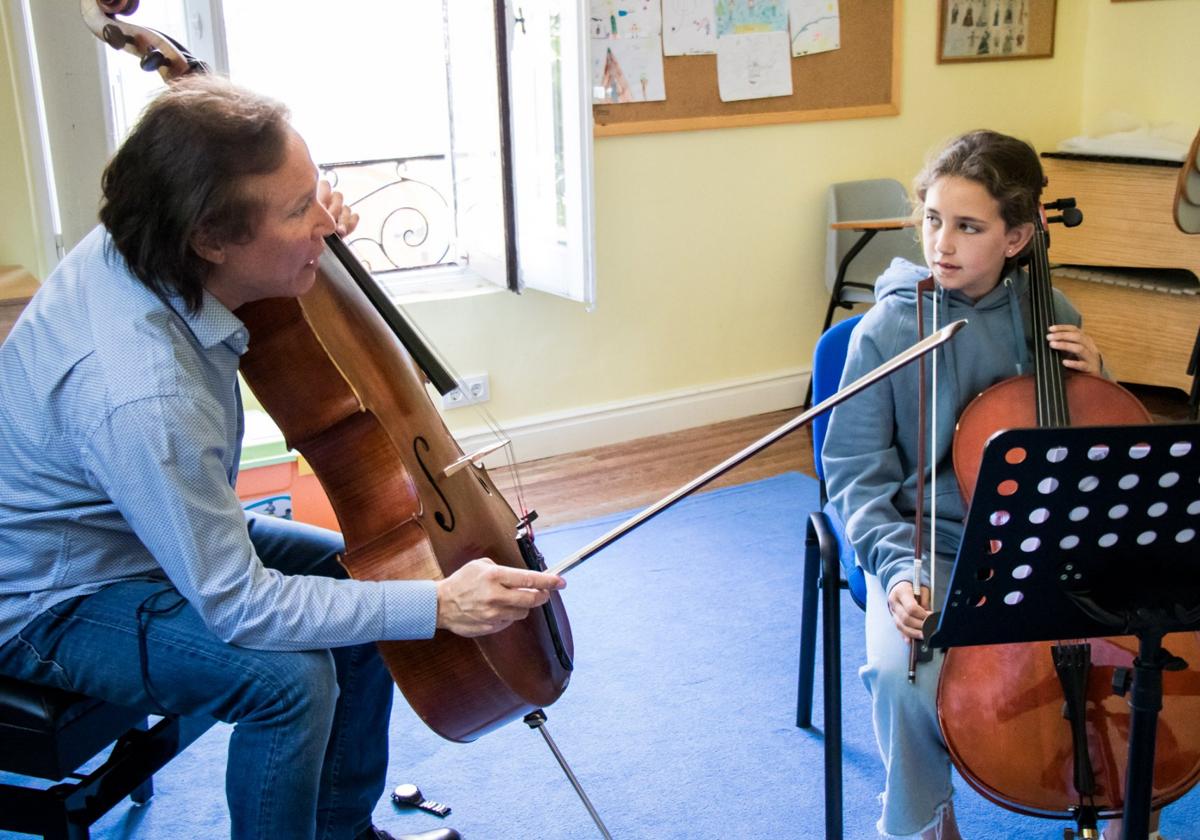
[937, 0, 1057, 63]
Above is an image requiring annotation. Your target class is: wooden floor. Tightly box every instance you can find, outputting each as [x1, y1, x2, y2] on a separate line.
[491, 407, 815, 529]
[490, 382, 1192, 530]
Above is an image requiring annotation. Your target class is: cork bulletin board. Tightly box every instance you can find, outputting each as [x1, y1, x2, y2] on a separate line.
[592, 0, 901, 137]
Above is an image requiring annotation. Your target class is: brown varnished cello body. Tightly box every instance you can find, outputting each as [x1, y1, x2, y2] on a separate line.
[237, 245, 574, 743]
[83, 0, 573, 743]
[937, 206, 1200, 819]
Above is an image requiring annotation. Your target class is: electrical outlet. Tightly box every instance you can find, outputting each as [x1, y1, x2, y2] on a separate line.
[441, 374, 490, 409]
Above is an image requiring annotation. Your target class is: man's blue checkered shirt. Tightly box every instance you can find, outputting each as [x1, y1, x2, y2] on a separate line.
[0, 227, 437, 649]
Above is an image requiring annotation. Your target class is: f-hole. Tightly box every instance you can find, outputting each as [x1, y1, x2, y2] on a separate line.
[414, 436, 455, 532]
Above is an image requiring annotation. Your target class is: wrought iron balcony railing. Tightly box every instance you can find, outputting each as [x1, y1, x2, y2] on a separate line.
[319, 155, 454, 276]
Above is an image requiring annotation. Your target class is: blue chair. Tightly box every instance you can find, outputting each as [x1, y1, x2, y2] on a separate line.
[796, 313, 867, 840]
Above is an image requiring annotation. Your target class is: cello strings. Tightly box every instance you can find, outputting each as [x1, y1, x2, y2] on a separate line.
[1038, 219, 1082, 653]
[1032, 221, 1068, 427]
[395, 302, 533, 522]
[1031, 219, 1079, 652]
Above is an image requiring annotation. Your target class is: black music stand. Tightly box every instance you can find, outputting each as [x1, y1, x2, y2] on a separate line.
[928, 422, 1200, 840]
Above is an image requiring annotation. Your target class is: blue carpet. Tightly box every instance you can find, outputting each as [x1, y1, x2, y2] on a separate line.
[3, 472, 1198, 838]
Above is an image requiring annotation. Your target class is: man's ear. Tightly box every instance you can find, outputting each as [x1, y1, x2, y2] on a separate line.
[191, 228, 226, 265]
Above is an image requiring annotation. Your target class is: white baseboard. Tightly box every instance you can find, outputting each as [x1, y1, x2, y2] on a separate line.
[455, 367, 811, 466]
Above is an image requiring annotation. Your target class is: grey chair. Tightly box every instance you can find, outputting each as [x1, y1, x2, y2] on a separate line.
[820, 178, 924, 335]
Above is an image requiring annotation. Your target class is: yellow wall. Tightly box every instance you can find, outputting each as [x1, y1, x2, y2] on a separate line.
[1079, 0, 1200, 131]
[1, 1, 1196, 441]
[410, 0, 1092, 430]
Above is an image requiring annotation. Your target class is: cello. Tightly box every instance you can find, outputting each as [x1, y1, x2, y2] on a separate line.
[936, 200, 1200, 835]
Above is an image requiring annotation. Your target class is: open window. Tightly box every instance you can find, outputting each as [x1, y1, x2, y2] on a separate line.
[16, 0, 594, 304]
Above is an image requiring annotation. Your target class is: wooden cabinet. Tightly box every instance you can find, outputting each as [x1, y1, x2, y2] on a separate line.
[1041, 155, 1200, 392]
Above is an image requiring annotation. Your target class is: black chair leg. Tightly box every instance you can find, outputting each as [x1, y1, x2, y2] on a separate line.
[821, 229, 878, 333]
[126, 717, 155, 805]
[804, 296, 840, 408]
[798, 511, 846, 838]
[806, 297, 846, 408]
[821, 516, 844, 840]
[42, 821, 88, 840]
[797, 516, 822, 728]
[63, 816, 91, 840]
[819, 293, 844, 342]
[808, 230, 879, 408]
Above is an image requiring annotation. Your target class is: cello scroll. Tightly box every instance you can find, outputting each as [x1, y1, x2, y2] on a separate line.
[81, 0, 208, 80]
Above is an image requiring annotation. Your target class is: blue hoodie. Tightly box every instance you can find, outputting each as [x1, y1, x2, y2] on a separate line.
[822, 257, 1082, 596]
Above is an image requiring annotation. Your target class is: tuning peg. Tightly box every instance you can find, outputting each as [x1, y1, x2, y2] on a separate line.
[1049, 207, 1084, 228]
[139, 48, 167, 72]
[1044, 197, 1077, 211]
[100, 23, 129, 50]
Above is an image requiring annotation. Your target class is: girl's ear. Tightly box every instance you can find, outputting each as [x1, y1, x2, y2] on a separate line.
[191, 228, 226, 265]
[1006, 221, 1034, 257]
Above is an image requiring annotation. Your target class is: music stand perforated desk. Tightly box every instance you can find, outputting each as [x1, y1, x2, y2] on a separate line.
[929, 422, 1200, 840]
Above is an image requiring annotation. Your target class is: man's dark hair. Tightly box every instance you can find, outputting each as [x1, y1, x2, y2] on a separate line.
[99, 75, 291, 312]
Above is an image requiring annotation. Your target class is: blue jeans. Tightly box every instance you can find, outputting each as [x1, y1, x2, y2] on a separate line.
[0, 513, 393, 840]
[859, 563, 954, 838]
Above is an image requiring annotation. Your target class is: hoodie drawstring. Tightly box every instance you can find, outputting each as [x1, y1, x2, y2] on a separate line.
[1004, 276, 1029, 375]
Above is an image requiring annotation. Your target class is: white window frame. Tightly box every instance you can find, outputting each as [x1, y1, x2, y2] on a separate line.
[6, 0, 62, 273]
[507, 0, 596, 305]
[12, 0, 594, 306]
